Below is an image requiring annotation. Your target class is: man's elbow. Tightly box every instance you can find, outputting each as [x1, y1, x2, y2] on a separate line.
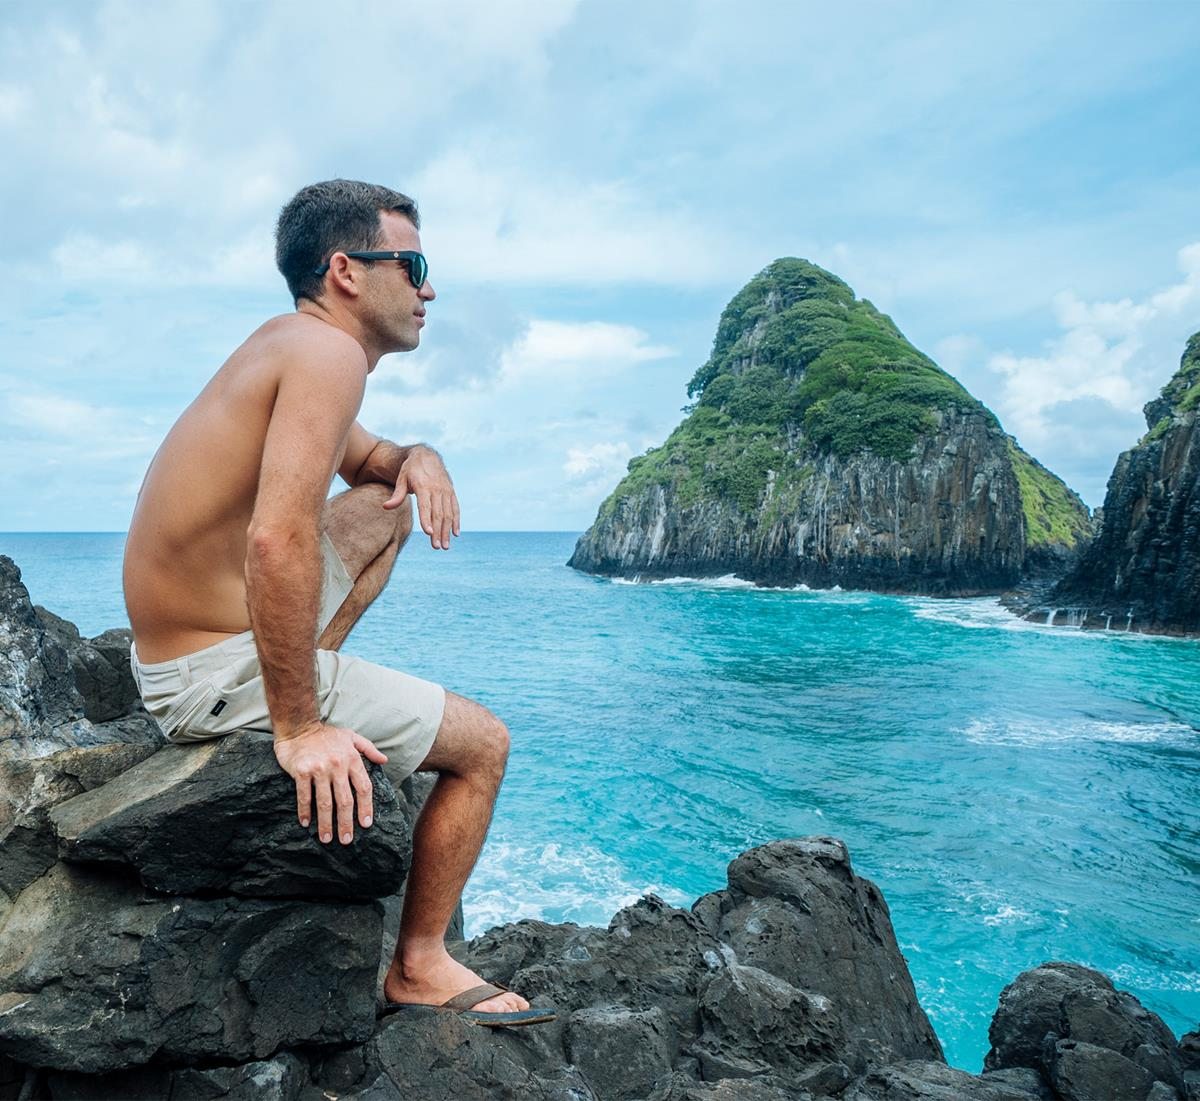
[246, 522, 318, 563]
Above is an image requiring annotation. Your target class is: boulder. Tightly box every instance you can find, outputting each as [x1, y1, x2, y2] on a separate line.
[34, 609, 143, 724]
[48, 728, 413, 900]
[984, 961, 1185, 1100]
[41, 1050, 309, 1099]
[645, 1072, 813, 1099]
[691, 837, 944, 1071]
[0, 861, 381, 1073]
[843, 1060, 1047, 1100]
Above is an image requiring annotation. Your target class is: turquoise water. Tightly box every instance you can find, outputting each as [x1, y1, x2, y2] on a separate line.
[3, 531, 1198, 1072]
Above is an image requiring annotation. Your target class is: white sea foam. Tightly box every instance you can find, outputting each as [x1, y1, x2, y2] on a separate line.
[650, 574, 758, 589]
[961, 716, 1196, 748]
[461, 838, 692, 940]
[982, 904, 1032, 926]
[1106, 963, 1200, 994]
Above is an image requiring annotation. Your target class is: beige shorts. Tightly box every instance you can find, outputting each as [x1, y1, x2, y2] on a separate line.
[129, 532, 445, 781]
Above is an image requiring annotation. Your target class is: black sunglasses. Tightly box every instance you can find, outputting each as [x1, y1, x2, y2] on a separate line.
[313, 250, 428, 289]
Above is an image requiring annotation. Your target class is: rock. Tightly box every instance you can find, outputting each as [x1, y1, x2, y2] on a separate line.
[0, 557, 160, 760]
[693, 963, 844, 1080]
[33, 610, 143, 724]
[566, 1004, 674, 1100]
[42, 1050, 309, 1099]
[1038, 331, 1200, 636]
[49, 728, 413, 900]
[0, 861, 381, 1073]
[568, 260, 1089, 595]
[644, 1071, 812, 1099]
[691, 838, 943, 1071]
[843, 1060, 1045, 1099]
[355, 1011, 600, 1100]
[985, 961, 1185, 1099]
[0, 741, 159, 900]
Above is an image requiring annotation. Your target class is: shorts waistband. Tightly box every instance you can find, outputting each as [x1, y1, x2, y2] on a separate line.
[131, 630, 258, 691]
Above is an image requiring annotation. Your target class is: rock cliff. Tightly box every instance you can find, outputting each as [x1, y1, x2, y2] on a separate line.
[569, 260, 1090, 595]
[3, 565, 1195, 1100]
[1023, 332, 1200, 636]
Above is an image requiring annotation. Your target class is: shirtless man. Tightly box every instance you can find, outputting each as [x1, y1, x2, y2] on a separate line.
[122, 179, 550, 1026]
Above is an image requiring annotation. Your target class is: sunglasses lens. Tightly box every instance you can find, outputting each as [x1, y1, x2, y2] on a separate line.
[411, 254, 427, 289]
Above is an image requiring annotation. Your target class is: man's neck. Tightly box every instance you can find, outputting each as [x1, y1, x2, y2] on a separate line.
[296, 300, 383, 370]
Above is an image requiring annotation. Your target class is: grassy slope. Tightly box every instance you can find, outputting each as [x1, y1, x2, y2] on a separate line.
[599, 259, 1088, 550]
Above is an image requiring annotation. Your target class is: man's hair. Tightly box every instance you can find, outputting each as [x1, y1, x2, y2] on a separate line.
[275, 179, 420, 305]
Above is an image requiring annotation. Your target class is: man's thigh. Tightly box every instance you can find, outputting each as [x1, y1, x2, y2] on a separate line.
[323, 484, 413, 579]
[413, 690, 510, 776]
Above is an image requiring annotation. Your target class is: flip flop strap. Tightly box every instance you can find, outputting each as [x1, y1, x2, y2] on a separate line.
[443, 982, 507, 1012]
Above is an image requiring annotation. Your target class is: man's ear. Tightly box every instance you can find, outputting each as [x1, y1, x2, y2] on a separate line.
[327, 253, 361, 298]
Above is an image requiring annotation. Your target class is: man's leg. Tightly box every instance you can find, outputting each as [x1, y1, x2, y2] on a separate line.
[318, 483, 412, 652]
[382, 694, 531, 1015]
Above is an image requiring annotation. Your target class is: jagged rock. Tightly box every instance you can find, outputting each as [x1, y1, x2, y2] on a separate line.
[33, 609, 143, 724]
[1037, 331, 1200, 636]
[0, 741, 159, 901]
[691, 838, 943, 1071]
[0, 557, 160, 760]
[644, 1071, 812, 1100]
[692, 963, 844, 1080]
[843, 1060, 1045, 1099]
[566, 1005, 674, 1100]
[569, 260, 1089, 594]
[48, 728, 412, 900]
[42, 1050, 309, 1099]
[353, 1010, 599, 1100]
[0, 861, 381, 1073]
[985, 961, 1185, 1099]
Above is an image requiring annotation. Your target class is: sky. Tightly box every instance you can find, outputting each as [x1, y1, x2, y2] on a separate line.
[1, 1, 1198, 532]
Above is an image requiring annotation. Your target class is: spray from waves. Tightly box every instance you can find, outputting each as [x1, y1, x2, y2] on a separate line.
[461, 838, 692, 940]
[960, 716, 1196, 747]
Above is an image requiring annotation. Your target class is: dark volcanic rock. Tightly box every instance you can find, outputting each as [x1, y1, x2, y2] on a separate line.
[0, 555, 161, 759]
[42, 1050, 309, 1099]
[0, 861, 381, 1073]
[568, 260, 1089, 595]
[0, 741, 159, 901]
[1035, 331, 1200, 637]
[48, 728, 412, 900]
[842, 1059, 1046, 1099]
[985, 961, 1185, 1100]
[691, 837, 944, 1072]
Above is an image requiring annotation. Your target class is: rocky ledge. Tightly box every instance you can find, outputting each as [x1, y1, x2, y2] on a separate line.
[2, 556, 1196, 1100]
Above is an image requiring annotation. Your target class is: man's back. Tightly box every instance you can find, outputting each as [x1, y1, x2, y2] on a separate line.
[123, 313, 360, 662]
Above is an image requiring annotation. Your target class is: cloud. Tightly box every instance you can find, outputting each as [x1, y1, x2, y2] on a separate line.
[500, 321, 674, 383]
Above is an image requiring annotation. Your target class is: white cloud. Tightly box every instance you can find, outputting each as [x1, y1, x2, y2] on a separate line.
[987, 241, 1200, 448]
[501, 321, 674, 383]
[564, 441, 634, 479]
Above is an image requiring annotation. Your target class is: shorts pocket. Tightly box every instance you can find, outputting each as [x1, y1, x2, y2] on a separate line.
[159, 680, 220, 739]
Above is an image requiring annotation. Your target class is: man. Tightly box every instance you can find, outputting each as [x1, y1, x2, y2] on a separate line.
[122, 179, 551, 1027]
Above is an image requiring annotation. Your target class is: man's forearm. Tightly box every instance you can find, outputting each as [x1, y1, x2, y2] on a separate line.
[352, 439, 432, 488]
[245, 527, 322, 739]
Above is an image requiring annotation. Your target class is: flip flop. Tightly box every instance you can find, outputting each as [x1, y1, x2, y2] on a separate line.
[378, 981, 557, 1027]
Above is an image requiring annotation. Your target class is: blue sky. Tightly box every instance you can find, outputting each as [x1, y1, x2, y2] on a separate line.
[1, 1, 1198, 532]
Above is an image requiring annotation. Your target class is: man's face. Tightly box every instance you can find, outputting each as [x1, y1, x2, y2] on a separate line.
[359, 210, 436, 355]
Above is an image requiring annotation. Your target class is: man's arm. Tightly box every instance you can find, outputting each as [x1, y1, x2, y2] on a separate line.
[338, 422, 461, 550]
[248, 340, 389, 847]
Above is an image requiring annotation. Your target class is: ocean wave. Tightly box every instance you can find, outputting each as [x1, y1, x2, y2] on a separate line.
[462, 838, 691, 939]
[960, 716, 1197, 747]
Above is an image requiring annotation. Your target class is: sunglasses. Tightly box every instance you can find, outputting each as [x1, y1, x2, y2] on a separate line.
[313, 250, 428, 289]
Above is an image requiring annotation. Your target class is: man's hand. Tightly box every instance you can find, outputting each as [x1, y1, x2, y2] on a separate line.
[273, 721, 388, 844]
[384, 445, 461, 550]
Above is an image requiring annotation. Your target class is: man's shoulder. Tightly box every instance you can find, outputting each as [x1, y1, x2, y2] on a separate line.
[251, 313, 369, 373]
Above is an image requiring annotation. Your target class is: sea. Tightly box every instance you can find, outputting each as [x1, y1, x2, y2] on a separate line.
[3, 530, 1198, 1073]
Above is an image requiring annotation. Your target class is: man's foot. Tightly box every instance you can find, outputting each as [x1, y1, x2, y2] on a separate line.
[383, 950, 530, 1015]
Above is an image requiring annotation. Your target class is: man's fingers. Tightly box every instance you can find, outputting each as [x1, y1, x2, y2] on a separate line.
[383, 474, 409, 511]
[452, 494, 461, 537]
[297, 779, 312, 828]
[431, 494, 445, 550]
[351, 761, 374, 829]
[334, 772, 356, 844]
[440, 494, 453, 549]
[416, 489, 434, 541]
[316, 777, 335, 844]
[356, 734, 388, 764]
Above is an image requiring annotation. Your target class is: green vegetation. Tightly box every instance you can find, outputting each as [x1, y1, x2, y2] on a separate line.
[598, 258, 994, 518]
[1157, 331, 1200, 414]
[1007, 441, 1091, 549]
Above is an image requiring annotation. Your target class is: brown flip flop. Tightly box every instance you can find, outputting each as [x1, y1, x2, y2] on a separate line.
[378, 981, 557, 1027]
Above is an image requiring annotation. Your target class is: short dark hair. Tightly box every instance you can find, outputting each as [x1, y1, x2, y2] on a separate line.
[274, 179, 420, 305]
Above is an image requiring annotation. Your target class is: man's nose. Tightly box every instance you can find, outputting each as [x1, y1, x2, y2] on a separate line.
[420, 280, 436, 302]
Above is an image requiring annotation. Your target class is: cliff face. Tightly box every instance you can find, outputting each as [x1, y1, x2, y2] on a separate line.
[1042, 332, 1200, 635]
[569, 260, 1090, 594]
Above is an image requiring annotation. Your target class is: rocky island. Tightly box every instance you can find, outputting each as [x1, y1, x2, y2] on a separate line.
[569, 260, 1090, 594]
[1, 555, 1196, 1100]
[1016, 331, 1200, 637]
